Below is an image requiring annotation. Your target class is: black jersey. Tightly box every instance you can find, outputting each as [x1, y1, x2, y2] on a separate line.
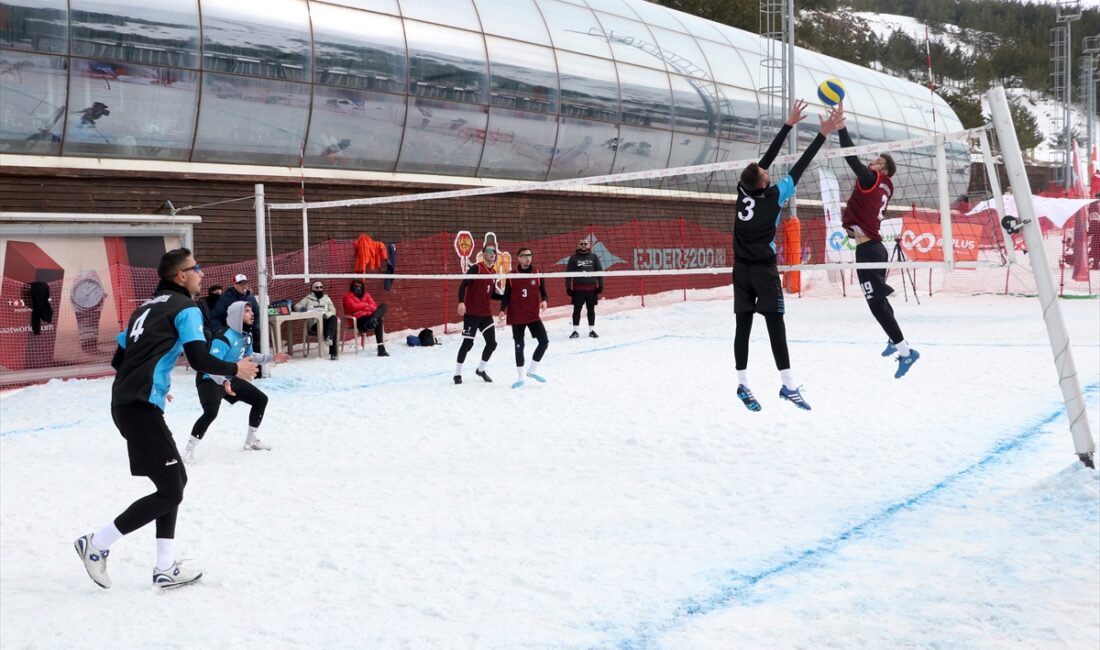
[112, 282, 207, 411]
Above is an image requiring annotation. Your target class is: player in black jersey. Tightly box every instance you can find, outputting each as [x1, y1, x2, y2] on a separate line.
[733, 100, 843, 412]
[74, 248, 258, 591]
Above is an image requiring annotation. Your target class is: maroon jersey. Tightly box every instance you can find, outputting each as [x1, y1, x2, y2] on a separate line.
[458, 262, 498, 317]
[842, 172, 893, 242]
[504, 273, 544, 325]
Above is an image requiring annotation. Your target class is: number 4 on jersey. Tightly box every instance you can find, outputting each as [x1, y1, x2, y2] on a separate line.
[130, 308, 150, 343]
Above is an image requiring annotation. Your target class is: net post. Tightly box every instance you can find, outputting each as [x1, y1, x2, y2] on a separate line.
[936, 134, 953, 269]
[978, 127, 1017, 264]
[255, 183, 271, 370]
[678, 217, 687, 301]
[631, 219, 645, 307]
[302, 203, 310, 285]
[988, 85, 1095, 468]
[441, 231, 449, 335]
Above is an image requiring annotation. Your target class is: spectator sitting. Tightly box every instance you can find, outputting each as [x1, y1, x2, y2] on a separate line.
[341, 279, 389, 357]
[295, 281, 339, 360]
[211, 273, 260, 332]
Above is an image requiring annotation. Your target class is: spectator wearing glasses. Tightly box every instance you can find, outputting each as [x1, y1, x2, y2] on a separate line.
[342, 279, 389, 357]
[499, 247, 549, 388]
[295, 281, 339, 360]
[565, 237, 603, 338]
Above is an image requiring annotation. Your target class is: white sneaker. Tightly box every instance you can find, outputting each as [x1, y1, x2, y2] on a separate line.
[152, 560, 202, 590]
[183, 436, 200, 464]
[243, 437, 272, 451]
[74, 533, 111, 589]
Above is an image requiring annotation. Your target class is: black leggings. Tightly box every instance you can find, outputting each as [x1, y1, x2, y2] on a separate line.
[191, 378, 268, 440]
[512, 321, 549, 366]
[734, 311, 790, 371]
[868, 297, 905, 344]
[457, 316, 496, 363]
[114, 463, 187, 539]
[571, 290, 598, 326]
[355, 304, 387, 344]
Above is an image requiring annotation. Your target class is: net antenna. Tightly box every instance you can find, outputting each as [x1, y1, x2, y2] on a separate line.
[986, 85, 1095, 469]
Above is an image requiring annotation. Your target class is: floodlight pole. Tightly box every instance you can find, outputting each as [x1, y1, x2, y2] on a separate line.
[987, 86, 1095, 469]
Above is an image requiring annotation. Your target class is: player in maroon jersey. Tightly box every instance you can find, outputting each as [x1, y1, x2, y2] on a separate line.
[454, 245, 502, 384]
[836, 105, 919, 378]
[499, 247, 549, 389]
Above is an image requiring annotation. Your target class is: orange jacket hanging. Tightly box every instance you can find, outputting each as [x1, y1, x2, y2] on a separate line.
[354, 234, 389, 273]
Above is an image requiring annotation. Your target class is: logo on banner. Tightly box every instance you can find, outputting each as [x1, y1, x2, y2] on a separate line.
[556, 234, 625, 270]
[899, 216, 983, 262]
[454, 231, 474, 272]
[819, 169, 854, 263]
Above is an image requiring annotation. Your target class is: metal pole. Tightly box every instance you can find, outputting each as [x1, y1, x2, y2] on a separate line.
[987, 85, 1095, 468]
[1065, 25, 1074, 190]
[979, 127, 1017, 264]
[936, 135, 953, 268]
[255, 184, 271, 370]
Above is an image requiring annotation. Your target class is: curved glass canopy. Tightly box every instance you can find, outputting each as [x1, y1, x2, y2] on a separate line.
[0, 0, 966, 200]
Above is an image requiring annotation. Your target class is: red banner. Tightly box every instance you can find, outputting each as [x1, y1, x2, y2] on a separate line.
[898, 215, 984, 262]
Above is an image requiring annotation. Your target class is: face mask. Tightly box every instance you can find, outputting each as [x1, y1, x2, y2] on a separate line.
[312, 290, 323, 299]
[352, 285, 364, 297]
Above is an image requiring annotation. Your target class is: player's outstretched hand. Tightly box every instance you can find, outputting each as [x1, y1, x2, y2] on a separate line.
[786, 99, 808, 126]
[274, 352, 291, 364]
[223, 380, 236, 397]
[236, 357, 258, 381]
[819, 104, 845, 136]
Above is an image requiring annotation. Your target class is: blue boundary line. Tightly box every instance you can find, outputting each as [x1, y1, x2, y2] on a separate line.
[609, 382, 1100, 649]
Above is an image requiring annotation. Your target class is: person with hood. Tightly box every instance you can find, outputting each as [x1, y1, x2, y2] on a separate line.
[454, 245, 502, 384]
[210, 274, 260, 332]
[185, 301, 289, 462]
[564, 237, 604, 339]
[731, 99, 843, 413]
[295, 280, 339, 360]
[499, 247, 549, 389]
[341, 279, 389, 357]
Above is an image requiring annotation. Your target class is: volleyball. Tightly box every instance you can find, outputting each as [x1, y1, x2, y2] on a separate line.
[817, 78, 846, 106]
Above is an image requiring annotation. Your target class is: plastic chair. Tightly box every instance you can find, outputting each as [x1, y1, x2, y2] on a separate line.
[341, 315, 365, 355]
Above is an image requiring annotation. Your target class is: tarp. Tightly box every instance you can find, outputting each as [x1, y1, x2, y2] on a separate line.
[966, 195, 1097, 229]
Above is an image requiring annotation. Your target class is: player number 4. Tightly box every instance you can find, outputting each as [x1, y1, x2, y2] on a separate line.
[130, 308, 150, 342]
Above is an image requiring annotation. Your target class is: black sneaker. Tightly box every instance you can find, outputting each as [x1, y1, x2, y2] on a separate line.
[589, 331, 599, 338]
[569, 331, 580, 339]
[377, 346, 389, 357]
[475, 369, 492, 383]
[329, 353, 338, 361]
[454, 375, 462, 384]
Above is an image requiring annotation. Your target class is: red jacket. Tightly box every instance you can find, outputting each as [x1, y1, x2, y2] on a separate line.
[343, 286, 379, 319]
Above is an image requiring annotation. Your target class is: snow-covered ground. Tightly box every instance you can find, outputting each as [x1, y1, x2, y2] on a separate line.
[1, 290, 1098, 649]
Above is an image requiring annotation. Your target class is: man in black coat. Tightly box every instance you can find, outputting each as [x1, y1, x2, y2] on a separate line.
[565, 238, 604, 339]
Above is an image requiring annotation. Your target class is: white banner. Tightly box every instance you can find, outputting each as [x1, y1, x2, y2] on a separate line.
[819, 169, 854, 268]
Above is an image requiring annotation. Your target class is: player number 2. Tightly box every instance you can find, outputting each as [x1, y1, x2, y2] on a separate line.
[737, 196, 755, 221]
[877, 194, 888, 221]
[130, 308, 151, 342]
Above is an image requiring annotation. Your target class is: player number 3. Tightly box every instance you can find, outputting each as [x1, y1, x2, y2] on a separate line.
[738, 196, 755, 222]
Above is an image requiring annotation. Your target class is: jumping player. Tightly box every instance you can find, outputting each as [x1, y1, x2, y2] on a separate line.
[185, 301, 290, 462]
[74, 248, 257, 590]
[499, 247, 549, 389]
[733, 100, 844, 412]
[455, 245, 502, 384]
[836, 105, 919, 378]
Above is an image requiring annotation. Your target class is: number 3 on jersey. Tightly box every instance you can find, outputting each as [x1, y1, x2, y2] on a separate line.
[738, 196, 755, 222]
[129, 308, 151, 343]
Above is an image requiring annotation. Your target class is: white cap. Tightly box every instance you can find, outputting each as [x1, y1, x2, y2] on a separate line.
[234, 273, 248, 283]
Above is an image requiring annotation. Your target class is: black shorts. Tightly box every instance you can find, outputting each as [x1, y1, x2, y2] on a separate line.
[462, 315, 495, 338]
[855, 241, 894, 302]
[733, 262, 784, 313]
[111, 401, 185, 478]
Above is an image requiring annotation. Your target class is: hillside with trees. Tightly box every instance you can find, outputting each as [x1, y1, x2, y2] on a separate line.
[655, 0, 1100, 152]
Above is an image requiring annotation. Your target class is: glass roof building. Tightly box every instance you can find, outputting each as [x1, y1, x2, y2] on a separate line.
[0, 0, 965, 195]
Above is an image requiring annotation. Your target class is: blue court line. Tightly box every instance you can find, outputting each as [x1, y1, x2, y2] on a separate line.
[609, 382, 1100, 649]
